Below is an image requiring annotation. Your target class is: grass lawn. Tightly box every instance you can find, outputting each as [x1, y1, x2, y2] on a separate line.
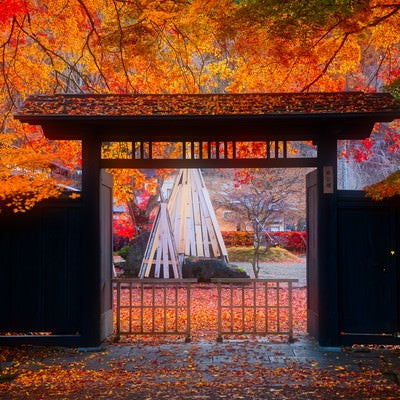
[227, 246, 302, 263]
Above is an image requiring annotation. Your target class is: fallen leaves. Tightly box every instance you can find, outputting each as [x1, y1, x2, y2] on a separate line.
[16, 92, 400, 118]
[0, 284, 399, 399]
[114, 283, 306, 340]
[1, 340, 400, 399]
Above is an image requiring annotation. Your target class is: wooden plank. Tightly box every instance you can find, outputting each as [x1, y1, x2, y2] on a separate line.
[162, 168, 228, 267]
[160, 204, 170, 278]
[178, 183, 189, 255]
[139, 201, 183, 279]
[154, 222, 163, 278]
[171, 185, 182, 252]
[191, 171, 205, 256]
[167, 223, 180, 278]
[201, 186, 228, 257]
[183, 171, 193, 255]
[204, 213, 220, 257]
[197, 169, 228, 258]
[165, 202, 181, 278]
[144, 213, 162, 278]
[138, 208, 160, 278]
[198, 197, 211, 257]
[196, 183, 223, 257]
[139, 167, 229, 279]
[168, 203, 181, 278]
[167, 169, 182, 215]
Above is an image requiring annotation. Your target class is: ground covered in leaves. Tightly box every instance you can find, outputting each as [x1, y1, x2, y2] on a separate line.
[1, 282, 400, 399]
[1, 336, 400, 399]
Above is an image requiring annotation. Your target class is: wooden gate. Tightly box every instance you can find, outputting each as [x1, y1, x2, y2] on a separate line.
[13, 92, 400, 347]
[337, 191, 400, 345]
[0, 198, 83, 345]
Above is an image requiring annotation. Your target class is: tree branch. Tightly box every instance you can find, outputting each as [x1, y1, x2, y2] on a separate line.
[111, 0, 137, 93]
[76, 0, 111, 91]
[301, 32, 350, 92]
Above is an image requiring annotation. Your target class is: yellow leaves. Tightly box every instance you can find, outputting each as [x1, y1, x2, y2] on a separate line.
[0, 173, 65, 212]
[367, 1, 400, 49]
[2, 335, 400, 400]
[0, 0, 399, 212]
[109, 168, 148, 206]
[0, 123, 75, 212]
[326, 35, 361, 75]
[69, 192, 80, 199]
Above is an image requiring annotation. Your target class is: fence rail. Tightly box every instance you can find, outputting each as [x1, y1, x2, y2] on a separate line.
[211, 278, 297, 342]
[113, 278, 298, 342]
[113, 279, 196, 342]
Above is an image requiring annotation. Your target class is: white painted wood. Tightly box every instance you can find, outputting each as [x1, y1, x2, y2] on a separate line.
[139, 168, 228, 279]
[138, 202, 181, 279]
[168, 169, 228, 260]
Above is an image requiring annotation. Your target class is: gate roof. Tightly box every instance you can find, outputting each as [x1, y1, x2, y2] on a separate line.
[15, 92, 400, 141]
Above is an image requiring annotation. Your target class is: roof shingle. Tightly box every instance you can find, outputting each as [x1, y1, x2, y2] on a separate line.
[15, 92, 400, 118]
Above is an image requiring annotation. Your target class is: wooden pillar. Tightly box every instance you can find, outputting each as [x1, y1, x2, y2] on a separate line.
[80, 136, 102, 346]
[316, 134, 339, 347]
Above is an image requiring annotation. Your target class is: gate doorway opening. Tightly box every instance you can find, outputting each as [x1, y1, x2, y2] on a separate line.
[112, 166, 308, 343]
[5, 92, 400, 347]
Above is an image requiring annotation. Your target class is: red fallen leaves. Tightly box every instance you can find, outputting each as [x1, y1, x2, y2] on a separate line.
[1, 338, 400, 399]
[0, 285, 398, 399]
[114, 285, 307, 339]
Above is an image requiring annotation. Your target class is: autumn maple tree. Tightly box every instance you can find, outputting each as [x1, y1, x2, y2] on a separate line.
[206, 168, 308, 277]
[0, 0, 399, 215]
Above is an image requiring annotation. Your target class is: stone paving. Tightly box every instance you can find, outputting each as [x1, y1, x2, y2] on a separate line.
[88, 335, 399, 374]
[2, 335, 400, 399]
[3, 333, 394, 378]
[3, 334, 398, 378]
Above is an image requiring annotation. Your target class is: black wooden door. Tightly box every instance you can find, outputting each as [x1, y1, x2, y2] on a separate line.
[338, 192, 400, 344]
[0, 199, 82, 344]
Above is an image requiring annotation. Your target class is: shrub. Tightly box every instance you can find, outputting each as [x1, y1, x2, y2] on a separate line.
[182, 257, 249, 282]
[117, 244, 130, 260]
[270, 231, 307, 254]
[222, 231, 253, 247]
[222, 231, 307, 254]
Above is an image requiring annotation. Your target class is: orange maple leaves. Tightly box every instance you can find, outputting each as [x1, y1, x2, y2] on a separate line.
[1, 0, 400, 212]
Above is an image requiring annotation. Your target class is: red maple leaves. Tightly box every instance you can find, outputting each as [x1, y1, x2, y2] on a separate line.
[0, 0, 28, 24]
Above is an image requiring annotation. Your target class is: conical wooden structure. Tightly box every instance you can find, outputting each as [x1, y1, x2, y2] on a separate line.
[167, 169, 228, 261]
[138, 169, 228, 279]
[138, 202, 182, 278]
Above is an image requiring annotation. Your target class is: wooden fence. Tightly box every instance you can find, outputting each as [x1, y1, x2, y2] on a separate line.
[113, 278, 298, 342]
